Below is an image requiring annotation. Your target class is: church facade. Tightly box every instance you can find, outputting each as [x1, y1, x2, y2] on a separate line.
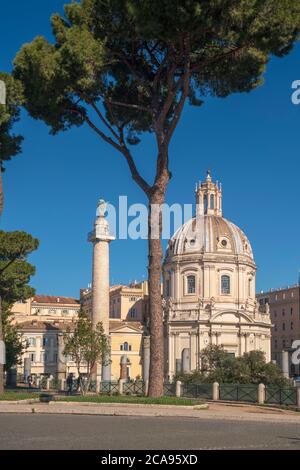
[163, 172, 271, 379]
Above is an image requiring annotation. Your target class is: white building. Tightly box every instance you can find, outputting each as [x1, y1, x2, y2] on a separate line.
[163, 172, 271, 379]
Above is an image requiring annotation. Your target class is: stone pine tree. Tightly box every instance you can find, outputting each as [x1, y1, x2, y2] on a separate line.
[0, 231, 39, 393]
[14, 0, 300, 396]
[0, 73, 24, 394]
[0, 73, 23, 216]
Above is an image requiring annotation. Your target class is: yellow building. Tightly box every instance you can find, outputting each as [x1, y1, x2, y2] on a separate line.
[80, 281, 149, 380]
[11, 295, 81, 378]
[11, 287, 148, 381]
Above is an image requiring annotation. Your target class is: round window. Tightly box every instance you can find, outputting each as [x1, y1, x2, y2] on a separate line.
[221, 239, 227, 247]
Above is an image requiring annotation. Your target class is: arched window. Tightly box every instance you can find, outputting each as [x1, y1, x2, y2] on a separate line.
[187, 275, 196, 294]
[123, 342, 129, 351]
[248, 278, 252, 297]
[203, 194, 208, 214]
[221, 275, 230, 294]
[210, 194, 214, 209]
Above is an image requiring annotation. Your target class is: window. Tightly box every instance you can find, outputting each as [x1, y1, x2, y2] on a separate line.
[274, 310, 277, 318]
[166, 279, 170, 297]
[43, 337, 50, 347]
[274, 324, 277, 332]
[28, 337, 36, 347]
[123, 342, 129, 351]
[282, 309, 285, 316]
[187, 275, 196, 294]
[221, 275, 230, 295]
[62, 309, 69, 315]
[283, 339, 286, 348]
[130, 308, 136, 319]
[291, 322, 294, 330]
[291, 308, 293, 315]
[29, 353, 36, 363]
[210, 194, 214, 209]
[275, 339, 278, 349]
[282, 322, 286, 331]
[40, 352, 45, 363]
[204, 194, 208, 213]
[248, 278, 252, 297]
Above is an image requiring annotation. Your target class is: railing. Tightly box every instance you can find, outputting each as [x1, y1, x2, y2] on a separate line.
[100, 381, 119, 394]
[163, 382, 176, 396]
[219, 384, 258, 403]
[123, 381, 145, 396]
[182, 383, 213, 400]
[265, 386, 297, 406]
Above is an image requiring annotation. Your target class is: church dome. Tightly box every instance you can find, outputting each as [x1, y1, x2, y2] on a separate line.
[165, 171, 254, 261]
[168, 215, 253, 259]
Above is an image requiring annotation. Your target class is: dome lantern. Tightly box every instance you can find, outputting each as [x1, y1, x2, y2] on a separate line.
[195, 170, 222, 217]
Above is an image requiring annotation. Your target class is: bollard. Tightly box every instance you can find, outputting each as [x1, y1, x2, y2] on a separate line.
[119, 379, 125, 395]
[46, 378, 51, 390]
[297, 387, 300, 408]
[96, 379, 101, 394]
[145, 380, 149, 396]
[36, 377, 40, 388]
[258, 383, 265, 404]
[176, 380, 182, 398]
[60, 378, 66, 392]
[212, 382, 219, 401]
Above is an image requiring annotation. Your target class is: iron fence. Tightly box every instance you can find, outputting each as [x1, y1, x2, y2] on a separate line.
[100, 381, 119, 394]
[182, 383, 213, 399]
[163, 382, 176, 396]
[265, 386, 297, 406]
[123, 381, 145, 396]
[219, 384, 258, 402]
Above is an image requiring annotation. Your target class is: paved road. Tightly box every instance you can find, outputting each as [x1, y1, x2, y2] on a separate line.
[0, 414, 300, 450]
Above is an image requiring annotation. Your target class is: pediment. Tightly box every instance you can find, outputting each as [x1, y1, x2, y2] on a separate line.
[210, 310, 255, 324]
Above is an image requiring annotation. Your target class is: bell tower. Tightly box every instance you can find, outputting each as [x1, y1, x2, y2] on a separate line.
[195, 170, 222, 217]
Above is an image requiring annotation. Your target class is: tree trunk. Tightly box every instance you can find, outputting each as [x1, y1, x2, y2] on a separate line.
[0, 171, 4, 393]
[0, 297, 4, 394]
[0, 169, 3, 217]
[147, 184, 167, 397]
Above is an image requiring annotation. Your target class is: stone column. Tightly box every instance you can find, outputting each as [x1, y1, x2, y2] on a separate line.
[143, 336, 150, 382]
[88, 199, 115, 382]
[281, 350, 290, 379]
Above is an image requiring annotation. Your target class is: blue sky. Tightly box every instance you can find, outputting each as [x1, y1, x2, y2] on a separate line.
[1, 1, 300, 298]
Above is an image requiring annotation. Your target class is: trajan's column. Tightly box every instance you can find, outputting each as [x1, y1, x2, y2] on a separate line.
[88, 199, 115, 381]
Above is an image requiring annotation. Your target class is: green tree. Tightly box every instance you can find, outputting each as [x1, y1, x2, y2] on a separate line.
[0, 231, 39, 393]
[14, 0, 300, 396]
[180, 346, 288, 386]
[63, 312, 109, 395]
[0, 73, 23, 216]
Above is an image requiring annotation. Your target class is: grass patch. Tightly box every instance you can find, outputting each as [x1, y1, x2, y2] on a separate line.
[58, 395, 201, 406]
[0, 391, 39, 401]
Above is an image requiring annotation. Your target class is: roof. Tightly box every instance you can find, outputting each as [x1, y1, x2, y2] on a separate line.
[166, 215, 254, 260]
[18, 320, 143, 334]
[32, 295, 80, 305]
[18, 321, 75, 332]
[109, 321, 143, 333]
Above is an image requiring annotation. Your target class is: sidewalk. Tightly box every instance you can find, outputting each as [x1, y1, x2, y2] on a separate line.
[0, 400, 299, 423]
